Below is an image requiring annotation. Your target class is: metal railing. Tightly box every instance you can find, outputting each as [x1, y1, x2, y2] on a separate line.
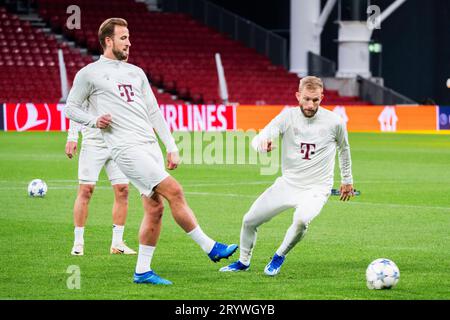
[307, 51, 337, 77]
[357, 75, 417, 105]
[160, 0, 288, 68]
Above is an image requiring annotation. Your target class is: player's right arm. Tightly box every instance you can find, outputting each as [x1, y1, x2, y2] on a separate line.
[65, 120, 80, 159]
[251, 108, 290, 152]
[65, 69, 111, 129]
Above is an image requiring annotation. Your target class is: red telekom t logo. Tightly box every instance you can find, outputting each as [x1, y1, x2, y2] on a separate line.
[118, 84, 135, 102]
[300, 142, 316, 160]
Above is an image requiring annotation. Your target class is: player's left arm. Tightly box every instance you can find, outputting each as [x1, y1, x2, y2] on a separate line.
[140, 69, 179, 170]
[335, 119, 354, 201]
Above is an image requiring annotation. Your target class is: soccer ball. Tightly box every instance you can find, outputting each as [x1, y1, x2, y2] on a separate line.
[27, 179, 48, 197]
[366, 258, 400, 289]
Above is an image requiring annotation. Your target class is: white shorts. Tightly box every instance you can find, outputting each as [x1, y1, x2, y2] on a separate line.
[113, 142, 169, 197]
[78, 145, 129, 185]
[245, 176, 331, 227]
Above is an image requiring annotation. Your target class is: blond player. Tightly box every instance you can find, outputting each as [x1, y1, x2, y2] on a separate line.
[220, 76, 355, 276]
[65, 117, 136, 256]
[64, 18, 237, 285]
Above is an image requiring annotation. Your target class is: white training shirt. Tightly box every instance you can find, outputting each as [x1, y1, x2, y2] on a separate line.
[252, 106, 353, 189]
[64, 55, 178, 156]
[66, 101, 107, 147]
[67, 119, 107, 147]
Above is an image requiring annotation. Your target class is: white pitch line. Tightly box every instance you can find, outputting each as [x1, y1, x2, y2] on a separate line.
[1, 179, 437, 187]
[330, 200, 450, 212]
[185, 191, 256, 198]
[0, 186, 111, 190]
[2, 185, 450, 212]
[183, 181, 273, 187]
[185, 191, 450, 211]
[0, 180, 273, 188]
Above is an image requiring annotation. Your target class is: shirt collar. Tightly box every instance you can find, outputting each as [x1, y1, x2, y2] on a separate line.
[299, 106, 321, 121]
[99, 55, 122, 65]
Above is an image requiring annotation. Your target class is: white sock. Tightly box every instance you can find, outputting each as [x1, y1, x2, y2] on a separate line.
[187, 225, 215, 254]
[112, 224, 124, 246]
[74, 226, 84, 245]
[135, 244, 155, 274]
[239, 247, 252, 266]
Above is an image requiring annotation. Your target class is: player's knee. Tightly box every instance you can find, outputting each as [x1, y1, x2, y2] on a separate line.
[243, 213, 259, 229]
[79, 185, 94, 201]
[154, 201, 164, 216]
[144, 195, 164, 216]
[168, 182, 184, 201]
[115, 185, 129, 202]
[292, 220, 308, 234]
[147, 202, 164, 223]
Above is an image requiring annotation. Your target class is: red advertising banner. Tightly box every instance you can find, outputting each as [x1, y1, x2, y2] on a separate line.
[2, 103, 236, 132]
[3, 103, 69, 131]
[1, 103, 440, 133]
[159, 104, 236, 131]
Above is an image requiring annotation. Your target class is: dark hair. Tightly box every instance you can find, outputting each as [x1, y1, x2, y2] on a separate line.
[98, 18, 128, 50]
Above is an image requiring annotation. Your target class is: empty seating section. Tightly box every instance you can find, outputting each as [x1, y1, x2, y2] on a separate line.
[1, 0, 368, 105]
[0, 6, 91, 102]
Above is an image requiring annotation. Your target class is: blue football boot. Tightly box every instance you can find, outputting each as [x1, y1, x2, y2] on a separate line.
[208, 242, 238, 262]
[133, 270, 173, 285]
[219, 260, 249, 272]
[264, 254, 285, 276]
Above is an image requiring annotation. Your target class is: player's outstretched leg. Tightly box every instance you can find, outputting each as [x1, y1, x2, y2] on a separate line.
[154, 176, 238, 262]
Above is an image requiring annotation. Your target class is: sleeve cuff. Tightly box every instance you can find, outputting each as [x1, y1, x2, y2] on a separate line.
[166, 143, 179, 153]
[341, 178, 353, 185]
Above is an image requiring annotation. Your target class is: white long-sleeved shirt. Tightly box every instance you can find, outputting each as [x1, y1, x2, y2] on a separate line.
[64, 55, 178, 156]
[67, 119, 107, 147]
[66, 101, 107, 147]
[252, 106, 353, 189]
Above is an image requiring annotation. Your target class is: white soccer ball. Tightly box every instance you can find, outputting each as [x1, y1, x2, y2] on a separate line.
[27, 179, 48, 197]
[366, 258, 400, 289]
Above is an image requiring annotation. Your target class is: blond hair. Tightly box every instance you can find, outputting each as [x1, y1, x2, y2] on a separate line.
[299, 76, 324, 91]
[98, 18, 128, 50]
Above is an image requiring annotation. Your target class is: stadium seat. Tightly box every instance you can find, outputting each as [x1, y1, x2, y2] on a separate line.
[0, 1, 369, 105]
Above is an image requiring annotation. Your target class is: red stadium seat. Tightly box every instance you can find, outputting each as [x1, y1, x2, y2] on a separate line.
[0, 1, 369, 105]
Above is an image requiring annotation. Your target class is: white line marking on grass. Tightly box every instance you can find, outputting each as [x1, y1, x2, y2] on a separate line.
[0, 180, 274, 188]
[3, 185, 449, 212]
[327, 200, 450, 212]
[185, 191, 256, 198]
[186, 191, 449, 211]
[0, 186, 112, 190]
[185, 192, 450, 211]
[183, 181, 273, 187]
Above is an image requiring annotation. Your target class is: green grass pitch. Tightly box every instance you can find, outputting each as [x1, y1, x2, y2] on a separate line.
[0, 131, 449, 300]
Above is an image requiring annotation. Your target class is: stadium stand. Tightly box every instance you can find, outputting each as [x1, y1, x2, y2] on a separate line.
[0, 0, 368, 105]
